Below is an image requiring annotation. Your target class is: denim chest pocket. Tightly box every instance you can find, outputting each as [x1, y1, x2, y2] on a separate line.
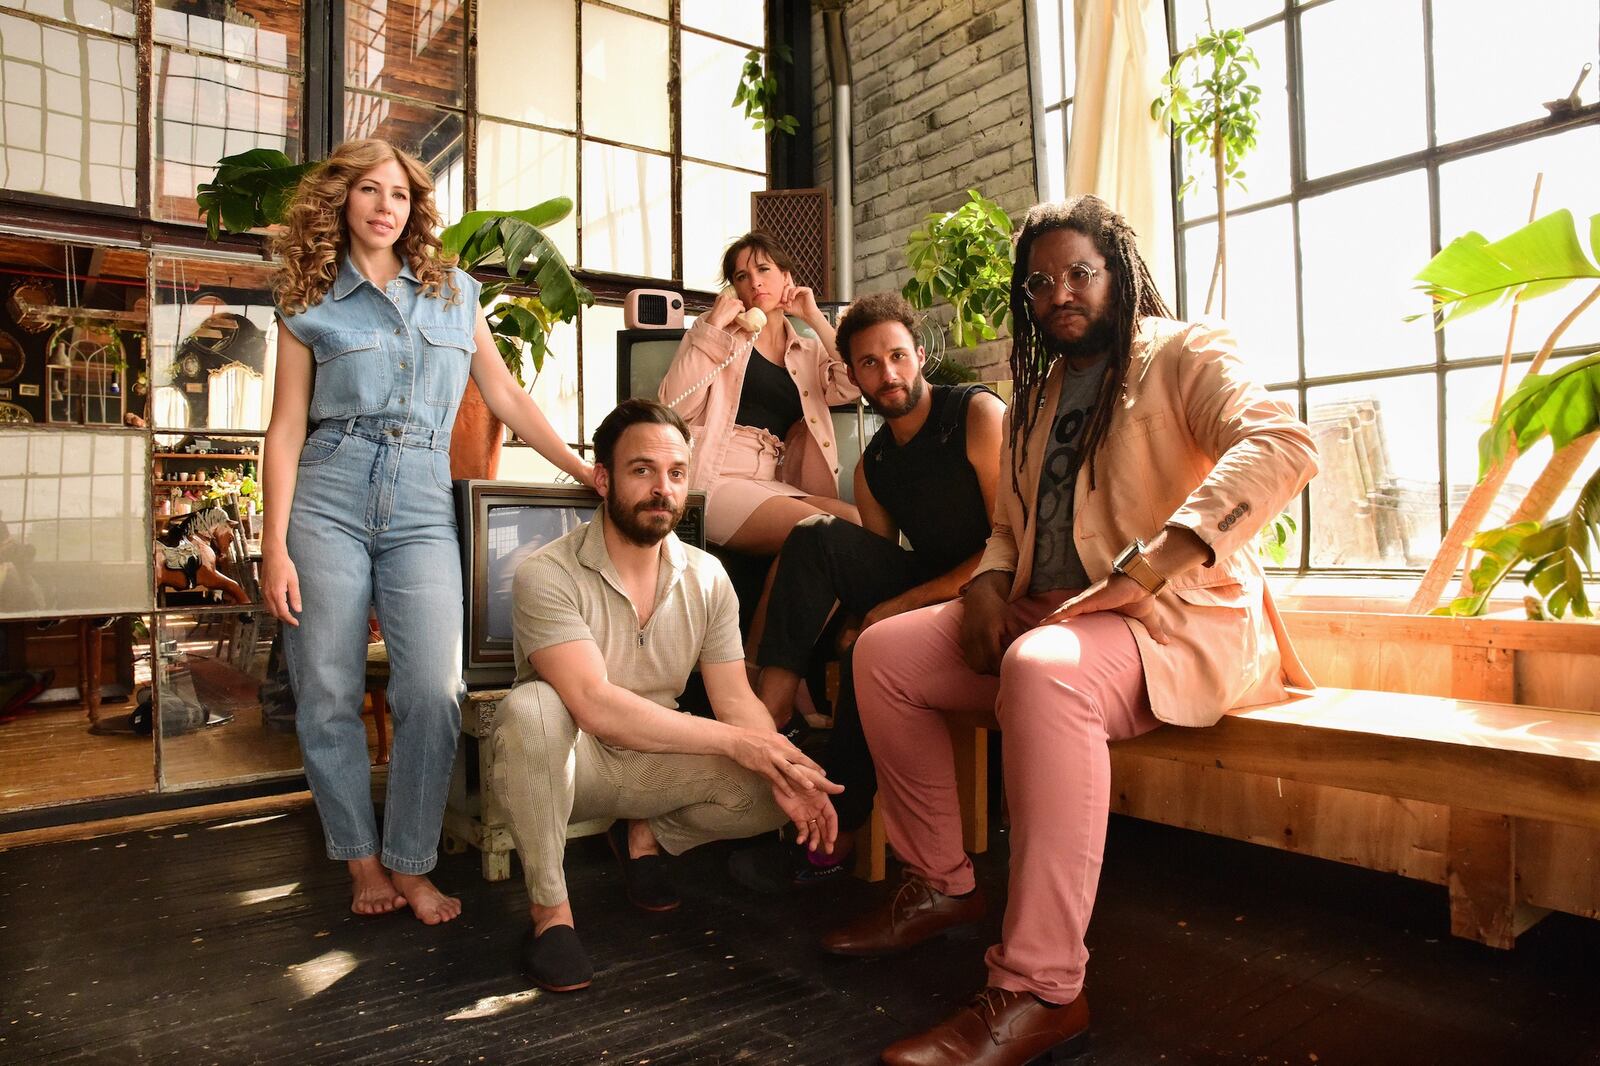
[419, 324, 474, 407]
[309, 329, 391, 419]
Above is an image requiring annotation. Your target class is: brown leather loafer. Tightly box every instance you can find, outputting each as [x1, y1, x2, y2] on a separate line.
[820, 872, 985, 957]
[881, 987, 1090, 1065]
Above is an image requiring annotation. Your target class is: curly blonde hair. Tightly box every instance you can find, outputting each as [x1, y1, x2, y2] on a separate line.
[272, 138, 458, 315]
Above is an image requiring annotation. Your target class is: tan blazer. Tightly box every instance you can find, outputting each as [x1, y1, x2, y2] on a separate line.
[975, 317, 1318, 727]
[659, 317, 859, 499]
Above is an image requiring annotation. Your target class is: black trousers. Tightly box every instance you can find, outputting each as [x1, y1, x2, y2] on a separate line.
[757, 515, 928, 831]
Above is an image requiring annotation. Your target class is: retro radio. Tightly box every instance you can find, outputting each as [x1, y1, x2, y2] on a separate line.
[624, 288, 685, 330]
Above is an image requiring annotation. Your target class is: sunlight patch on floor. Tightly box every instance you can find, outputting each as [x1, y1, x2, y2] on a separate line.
[287, 949, 358, 999]
[446, 988, 542, 1020]
[208, 814, 290, 831]
[236, 881, 299, 906]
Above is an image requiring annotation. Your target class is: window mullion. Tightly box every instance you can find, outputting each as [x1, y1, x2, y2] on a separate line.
[463, 0, 478, 212]
[671, 0, 684, 289]
[137, 0, 154, 218]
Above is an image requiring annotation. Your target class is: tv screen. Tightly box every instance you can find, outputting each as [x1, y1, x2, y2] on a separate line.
[616, 327, 688, 404]
[455, 480, 706, 689]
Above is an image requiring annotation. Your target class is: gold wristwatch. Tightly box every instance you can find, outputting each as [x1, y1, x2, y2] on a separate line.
[1112, 539, 1169, 596]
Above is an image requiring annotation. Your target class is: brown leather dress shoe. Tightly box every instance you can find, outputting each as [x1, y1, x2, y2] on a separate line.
[820, 872, 985, 957]
[881, 987, 1090, 1065]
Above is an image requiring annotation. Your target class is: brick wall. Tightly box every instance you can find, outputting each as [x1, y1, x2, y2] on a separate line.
[812, 0, 1039, 376]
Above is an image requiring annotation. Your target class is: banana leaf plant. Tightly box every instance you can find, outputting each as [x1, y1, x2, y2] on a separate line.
[196, 154, 590, 386]
[1406, 208, 1600, 618]
[440, 199, 594, 386]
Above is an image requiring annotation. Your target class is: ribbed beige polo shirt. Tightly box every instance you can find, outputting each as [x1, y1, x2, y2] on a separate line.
[509, 508, 744, 709]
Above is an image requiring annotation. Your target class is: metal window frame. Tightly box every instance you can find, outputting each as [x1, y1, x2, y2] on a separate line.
[1161, 0, 1600, 575]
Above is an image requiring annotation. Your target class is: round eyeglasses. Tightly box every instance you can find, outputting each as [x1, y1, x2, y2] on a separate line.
[1023, 264, 1101, 298]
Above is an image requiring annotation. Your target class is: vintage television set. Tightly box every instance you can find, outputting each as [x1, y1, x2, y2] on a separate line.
[454, 480, 706, 688]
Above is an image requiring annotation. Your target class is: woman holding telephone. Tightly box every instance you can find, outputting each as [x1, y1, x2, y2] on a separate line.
[658, 232, 860, 551]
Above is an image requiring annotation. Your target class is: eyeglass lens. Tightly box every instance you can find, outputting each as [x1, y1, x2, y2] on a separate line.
[1025, 265, 1095, 296]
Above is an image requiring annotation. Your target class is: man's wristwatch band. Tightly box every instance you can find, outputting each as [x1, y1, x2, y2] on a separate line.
[1112, 539, 1169, 596]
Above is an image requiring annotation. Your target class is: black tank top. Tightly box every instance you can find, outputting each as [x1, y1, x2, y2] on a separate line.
[734, 350, 803, 440]
[863, 383, 997, 579]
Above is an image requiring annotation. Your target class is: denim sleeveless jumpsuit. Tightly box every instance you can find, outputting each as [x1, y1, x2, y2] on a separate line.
[278, 255, 479, 874]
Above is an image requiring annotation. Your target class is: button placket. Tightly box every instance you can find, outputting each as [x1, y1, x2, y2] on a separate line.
[378, 287, 419, 424]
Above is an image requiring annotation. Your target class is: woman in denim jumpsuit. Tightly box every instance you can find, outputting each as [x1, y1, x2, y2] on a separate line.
[262, 139, 592, 922]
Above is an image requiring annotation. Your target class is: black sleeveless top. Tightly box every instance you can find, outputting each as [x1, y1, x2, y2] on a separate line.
[863, 382, 997, 579]
[734, 350, 803, 440]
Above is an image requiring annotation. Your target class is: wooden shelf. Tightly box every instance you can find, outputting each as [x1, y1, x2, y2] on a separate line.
[154, 453, 259, 460]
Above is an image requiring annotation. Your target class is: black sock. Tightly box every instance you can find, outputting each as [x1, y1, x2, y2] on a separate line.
[1031, 993, 1064, 1009]
[949, 887, 976, 899]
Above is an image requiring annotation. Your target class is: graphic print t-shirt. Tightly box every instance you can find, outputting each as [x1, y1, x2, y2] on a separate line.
[1028, 357, 1107, 595]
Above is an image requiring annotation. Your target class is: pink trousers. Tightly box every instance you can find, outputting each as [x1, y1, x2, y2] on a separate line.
[853, 592, 1161, 1002]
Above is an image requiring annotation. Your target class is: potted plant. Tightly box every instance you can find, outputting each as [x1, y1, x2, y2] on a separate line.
[438, 201, 594, 478]
[901, 188, 1015, 350]
[1150, 7, 1262, 318]
[195, 149, 592, 479]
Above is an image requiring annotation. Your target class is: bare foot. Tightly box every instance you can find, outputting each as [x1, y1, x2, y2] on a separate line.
[390, 871, 462, 925]
[532, 899, 575, 936]
[348, 856, 406, 916]
[626, 818, 661, 858]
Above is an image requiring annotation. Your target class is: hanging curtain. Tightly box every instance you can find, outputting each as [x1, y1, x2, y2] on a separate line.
[1065, 0, 1175, 299]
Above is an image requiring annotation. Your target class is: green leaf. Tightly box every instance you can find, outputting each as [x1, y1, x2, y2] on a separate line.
[1467, 520, 1542, 559]
[260, 184, 292, 226]
[498, 219, 538, 277]
[1416, 210, 1600, 326]
[219, 194, 257, 235]
[1479, 352, 1600, 473]
[441, 198, 573, 258]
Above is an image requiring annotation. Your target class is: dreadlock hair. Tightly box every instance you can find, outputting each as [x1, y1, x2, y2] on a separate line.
[1006, 195, 1173, 501]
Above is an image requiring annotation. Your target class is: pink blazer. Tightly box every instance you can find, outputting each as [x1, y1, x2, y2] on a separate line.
[659, 317, 860, 499]
[975, 317, 1319, 727]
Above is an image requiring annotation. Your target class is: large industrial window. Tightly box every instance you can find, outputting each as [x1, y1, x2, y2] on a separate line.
[1030, 0, 1599, 572]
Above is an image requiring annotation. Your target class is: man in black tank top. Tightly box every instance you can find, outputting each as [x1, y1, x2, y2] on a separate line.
[732, 292, 1004, 890]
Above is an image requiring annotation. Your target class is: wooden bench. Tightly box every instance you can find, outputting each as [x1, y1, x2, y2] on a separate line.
[860, 611, 1600, 948]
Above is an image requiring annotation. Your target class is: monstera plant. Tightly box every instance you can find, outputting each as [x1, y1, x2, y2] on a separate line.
[1408, 207, 1600, 619]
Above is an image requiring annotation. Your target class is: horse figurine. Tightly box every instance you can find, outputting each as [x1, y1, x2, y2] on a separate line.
[154, 505, 249, 604]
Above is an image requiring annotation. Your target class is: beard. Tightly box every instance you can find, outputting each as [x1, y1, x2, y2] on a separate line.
[1039, 308, 1118, 363]
[606, 490, 685, 547]
[865, 374, 926, 419]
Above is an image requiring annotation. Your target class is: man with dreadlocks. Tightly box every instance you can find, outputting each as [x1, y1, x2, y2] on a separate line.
[823, 195, 1318, 1065]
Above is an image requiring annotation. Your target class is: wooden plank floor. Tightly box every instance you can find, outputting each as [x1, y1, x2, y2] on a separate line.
[2, 808, 1597, 1065]
[0, 705, 154, 810]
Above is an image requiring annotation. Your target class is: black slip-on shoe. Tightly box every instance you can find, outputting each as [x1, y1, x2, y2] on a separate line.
[521, 925, 593, 992]
[606, 820, 681, 912]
